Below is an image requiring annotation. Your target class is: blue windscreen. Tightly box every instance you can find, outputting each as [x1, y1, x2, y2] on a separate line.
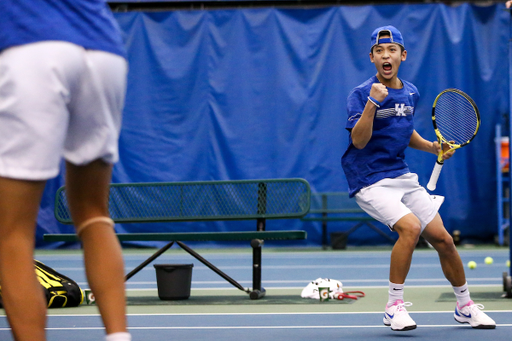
[38, 3, 509, 247]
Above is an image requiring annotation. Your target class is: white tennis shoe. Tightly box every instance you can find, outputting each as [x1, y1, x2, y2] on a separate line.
[383, 300, 417, 331]
[454, 300, 496, 329]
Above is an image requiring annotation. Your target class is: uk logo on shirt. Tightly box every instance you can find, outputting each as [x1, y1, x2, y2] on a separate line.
[395, 103, 407, 116]
[376, 103, 413, 119]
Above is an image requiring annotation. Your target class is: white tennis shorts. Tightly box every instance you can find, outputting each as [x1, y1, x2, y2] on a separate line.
[0, 41, 128, 180]
[355, 173, 444, 232]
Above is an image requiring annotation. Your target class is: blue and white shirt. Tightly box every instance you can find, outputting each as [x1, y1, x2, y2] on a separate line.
[0, 0, 125, 58]
[341, 75, 420, 197]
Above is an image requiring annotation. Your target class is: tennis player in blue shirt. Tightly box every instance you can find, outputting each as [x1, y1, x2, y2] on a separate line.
[0, 1, 130, 340]
[342, 25, 495, 331]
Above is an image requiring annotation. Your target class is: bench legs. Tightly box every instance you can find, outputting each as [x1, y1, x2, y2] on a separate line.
[321, 216, 328, 250]
[122, 240, 269, 299]
[175, 241, 249, 293]
[178, 241, 266, 299]
[124, 241, 175, 281]
[249, 239, 266, 299]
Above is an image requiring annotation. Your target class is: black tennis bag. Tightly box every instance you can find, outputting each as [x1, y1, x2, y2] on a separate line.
[0, 260, 84, 308]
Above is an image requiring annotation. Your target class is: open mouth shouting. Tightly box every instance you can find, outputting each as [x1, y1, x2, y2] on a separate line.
[382, 62, 393, 73]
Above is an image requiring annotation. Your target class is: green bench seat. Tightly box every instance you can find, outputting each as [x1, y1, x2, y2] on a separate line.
[44, 231, 307, 243]
[45, 178, 311, 299]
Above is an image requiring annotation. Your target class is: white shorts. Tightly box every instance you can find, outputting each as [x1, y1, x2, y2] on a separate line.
[0, 41, 127, 180]
[355, 173, 444, 232]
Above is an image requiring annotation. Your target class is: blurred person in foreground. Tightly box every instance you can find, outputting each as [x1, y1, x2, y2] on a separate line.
[0, 1, 130, 340]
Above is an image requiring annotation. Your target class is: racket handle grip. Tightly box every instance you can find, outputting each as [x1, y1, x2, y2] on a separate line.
[427, 161, 444, 191]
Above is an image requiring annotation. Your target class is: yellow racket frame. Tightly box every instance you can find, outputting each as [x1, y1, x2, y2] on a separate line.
[432, 88, 480, 162]
[427, 89, 480, 191]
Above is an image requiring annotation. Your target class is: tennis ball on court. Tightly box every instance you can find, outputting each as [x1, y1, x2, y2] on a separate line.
[468, 261, 477, 269]
[484, 257, 493, 265]
[507, 260, 510, 268]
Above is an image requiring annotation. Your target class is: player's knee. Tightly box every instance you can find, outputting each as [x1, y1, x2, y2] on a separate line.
[406, 223, 422, 242]
[430, 232, 455, 251]
[395, 220, 422, 245]
[442, 233, 455, 247]
[75, 216, 114, 236]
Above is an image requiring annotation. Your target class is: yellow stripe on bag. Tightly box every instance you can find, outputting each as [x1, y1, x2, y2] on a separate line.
[35, 268, 63, 289]
[37, 266, 62, 282]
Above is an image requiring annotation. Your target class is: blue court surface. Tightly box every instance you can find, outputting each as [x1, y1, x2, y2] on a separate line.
[1, 245, 511, 340]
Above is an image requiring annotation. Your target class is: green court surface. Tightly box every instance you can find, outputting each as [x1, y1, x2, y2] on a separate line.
[27, 245, 512, 315]
[1, 245, 510, 340]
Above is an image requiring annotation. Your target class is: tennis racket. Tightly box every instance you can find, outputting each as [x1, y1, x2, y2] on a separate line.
[426, 89, 480, 191]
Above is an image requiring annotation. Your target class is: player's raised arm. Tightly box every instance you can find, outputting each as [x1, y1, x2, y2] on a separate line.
[351, 83, 388, 149]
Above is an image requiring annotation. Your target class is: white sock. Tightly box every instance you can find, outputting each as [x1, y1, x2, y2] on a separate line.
[105, 332, 131, 341]
[453, 282, 471, 307]
[388, 281, 404, 306]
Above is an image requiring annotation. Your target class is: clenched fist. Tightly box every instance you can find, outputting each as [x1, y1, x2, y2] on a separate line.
[369, 83, 388, 103]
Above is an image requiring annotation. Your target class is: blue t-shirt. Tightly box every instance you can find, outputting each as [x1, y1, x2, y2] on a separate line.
[341, 75, 420, 197]
[0, 0, 126, 58]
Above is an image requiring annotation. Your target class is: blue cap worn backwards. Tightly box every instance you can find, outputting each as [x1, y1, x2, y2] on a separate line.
[371, 25, 404, 51]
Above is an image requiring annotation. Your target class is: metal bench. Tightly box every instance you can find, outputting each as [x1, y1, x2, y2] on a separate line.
[44, 178, 310, 299]
[301, 192, 395, 249]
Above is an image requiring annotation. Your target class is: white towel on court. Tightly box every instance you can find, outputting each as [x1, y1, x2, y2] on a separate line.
[301, 278, 343, 299]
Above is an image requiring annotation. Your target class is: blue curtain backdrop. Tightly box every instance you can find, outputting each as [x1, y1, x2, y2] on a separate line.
[37, 3, 510, 248]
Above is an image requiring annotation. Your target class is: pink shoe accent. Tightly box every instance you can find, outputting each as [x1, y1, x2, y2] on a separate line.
[458, 300, 474, 309]
[386, 299, 404, 308]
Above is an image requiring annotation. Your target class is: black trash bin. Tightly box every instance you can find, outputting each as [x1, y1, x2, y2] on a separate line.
[154, 264, 194, 300]
[330, 232, 348, 250]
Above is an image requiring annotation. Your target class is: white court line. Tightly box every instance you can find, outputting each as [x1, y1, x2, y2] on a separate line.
[56, 264, 442, 271]
[85, 278, 503, 288]
[30, 310, 512, 317]
[126, 284, 502, 288]
[1, 324, 511, 331]
[54, 262, 511, 272]
[34, 249, 511, 263]
[124, 277, 504, 285]
[123, 284, 504, 291]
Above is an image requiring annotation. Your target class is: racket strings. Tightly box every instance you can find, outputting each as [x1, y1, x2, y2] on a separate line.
[434, 92, 478, 146]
